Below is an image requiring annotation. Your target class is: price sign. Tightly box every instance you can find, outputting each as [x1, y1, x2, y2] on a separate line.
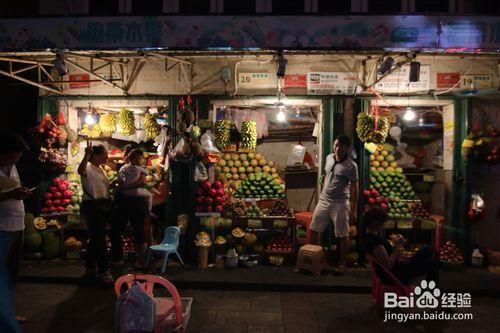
[238, 73, 270, 88]
[460, 74, 492, 89]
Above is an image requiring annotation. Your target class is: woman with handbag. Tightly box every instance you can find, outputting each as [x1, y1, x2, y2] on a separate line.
[77, 142, 114, 285]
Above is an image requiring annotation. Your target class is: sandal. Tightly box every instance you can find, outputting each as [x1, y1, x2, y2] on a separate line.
[332, 265, 346, 276]
[15, 315, 28, 324]
[99, 272, 115, 286]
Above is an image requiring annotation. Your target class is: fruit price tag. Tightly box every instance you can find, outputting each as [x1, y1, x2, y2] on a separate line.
[423, 174, 435, 182]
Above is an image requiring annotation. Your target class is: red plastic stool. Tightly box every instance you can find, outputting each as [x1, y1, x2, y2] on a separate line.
[295, 211, 313, 245]
[431, 215, 445, 251]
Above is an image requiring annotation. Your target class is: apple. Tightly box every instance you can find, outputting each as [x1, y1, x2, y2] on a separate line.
[49, 186, 58, 193]
[45, 199, 53, 206]
[53, 199, 61, 206]
[53, 192, 62, 199]
[44, 193, 52, 199]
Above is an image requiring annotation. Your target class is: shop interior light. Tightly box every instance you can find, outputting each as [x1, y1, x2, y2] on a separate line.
[84, 113, 96, 125]
[84, 106, 99, 125]
[275, 90, 287, 122]
[277, 108, 286, 122]
[378, 57, 394, 75]
[418, 116, 424, 126]
[403, 107, 416, 121]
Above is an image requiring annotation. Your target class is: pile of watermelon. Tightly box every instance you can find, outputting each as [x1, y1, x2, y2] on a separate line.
[196, 180, 226, 213]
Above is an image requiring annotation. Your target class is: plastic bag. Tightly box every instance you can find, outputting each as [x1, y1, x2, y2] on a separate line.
[194, 161, 208, 182]
[201, 130, 220, 153]
[287, 143, 307, 166]
[170, 137, 190, 159]
[116, 282, 156, 333]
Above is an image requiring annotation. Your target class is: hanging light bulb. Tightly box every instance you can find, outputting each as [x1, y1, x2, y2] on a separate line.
[84, 113, 96, 125]
[277, 109, 286, 122]
[403, 107, 416, 121]
[84, 106, 98, 125]
[275, 89, 286, 122]
[418, 116, 424, 126]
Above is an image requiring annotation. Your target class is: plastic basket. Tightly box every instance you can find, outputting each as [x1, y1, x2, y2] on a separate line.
[164, 297, 193, 332]
[487, 249, 500, 266]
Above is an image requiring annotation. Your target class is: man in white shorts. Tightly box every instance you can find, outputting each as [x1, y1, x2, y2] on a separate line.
[310, 135, 358, 275]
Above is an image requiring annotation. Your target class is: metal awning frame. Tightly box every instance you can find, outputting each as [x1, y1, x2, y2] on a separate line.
[0, 51, 193, 95]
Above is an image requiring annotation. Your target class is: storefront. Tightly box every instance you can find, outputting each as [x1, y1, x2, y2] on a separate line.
[1, 14, 499, 271]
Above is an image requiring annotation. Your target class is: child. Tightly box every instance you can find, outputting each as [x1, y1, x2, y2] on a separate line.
[117, 148, 153, 215]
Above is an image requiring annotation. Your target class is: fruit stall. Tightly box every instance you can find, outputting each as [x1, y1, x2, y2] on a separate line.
[357, 100, 470, 267]
[23, 99, 171, 261]
[187, 99, 321, 269]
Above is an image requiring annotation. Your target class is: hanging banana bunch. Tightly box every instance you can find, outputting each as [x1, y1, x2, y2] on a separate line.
[241, 120, 257, 149]
[215, 120, 231, 150]
[117, 108, 135, 136]
[356, 113, 389, 144]
[144, 113, 160, 140]
[99, 113, 116, 136]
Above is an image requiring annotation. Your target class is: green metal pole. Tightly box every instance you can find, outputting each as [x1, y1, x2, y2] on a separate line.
[451, 98, 472, 262]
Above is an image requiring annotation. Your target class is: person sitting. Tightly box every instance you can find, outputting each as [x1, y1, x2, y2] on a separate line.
[117, 148, 153, 216]
[362, 206, 439, 286]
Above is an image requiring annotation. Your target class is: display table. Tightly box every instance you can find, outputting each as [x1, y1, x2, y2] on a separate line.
[196, 213, 297, 265]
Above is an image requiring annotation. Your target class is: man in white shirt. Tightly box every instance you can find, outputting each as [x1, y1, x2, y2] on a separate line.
[0, 133, 31, 331]
[310, 135, 359, 276]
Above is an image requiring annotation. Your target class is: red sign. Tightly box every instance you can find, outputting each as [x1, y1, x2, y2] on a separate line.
[285, 74, 307, 88]
[437, 73, 460, 88]
[69, 74, 90, 89]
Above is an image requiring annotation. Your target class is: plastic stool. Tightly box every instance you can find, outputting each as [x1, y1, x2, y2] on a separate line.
[431, 215, 445, 251]
[295, 244, 327, 276]
[295, 212, 313, 245]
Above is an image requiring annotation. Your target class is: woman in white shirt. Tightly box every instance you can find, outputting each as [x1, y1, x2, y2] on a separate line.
[77, 143, 114, 285]
[0, 133, 31, 329]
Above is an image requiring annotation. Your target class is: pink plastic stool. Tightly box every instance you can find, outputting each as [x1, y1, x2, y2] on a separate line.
[114, 274, 184, 333]
[295, 212, 313, 245]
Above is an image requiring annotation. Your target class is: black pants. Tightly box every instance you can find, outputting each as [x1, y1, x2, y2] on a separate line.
[81, 200, 113, 273]
[111, 195, 147, 262]
[393, 246, 440, 286]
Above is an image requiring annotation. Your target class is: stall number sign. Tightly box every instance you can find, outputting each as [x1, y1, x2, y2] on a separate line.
[307, 72, 359, 95]
[375, 65, 430, 93]
[460, 74, 492, 89]
[238, 73, 270, 88]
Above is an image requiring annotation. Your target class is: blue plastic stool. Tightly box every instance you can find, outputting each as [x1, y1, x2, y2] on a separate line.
[145, 226, 185, 273]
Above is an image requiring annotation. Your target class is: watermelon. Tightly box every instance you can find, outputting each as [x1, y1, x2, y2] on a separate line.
[24, 233, 42, 252]
[42, 232, 60, 259]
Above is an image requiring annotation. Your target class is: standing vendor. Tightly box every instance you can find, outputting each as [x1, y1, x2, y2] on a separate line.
[310, 135, 359, 276]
